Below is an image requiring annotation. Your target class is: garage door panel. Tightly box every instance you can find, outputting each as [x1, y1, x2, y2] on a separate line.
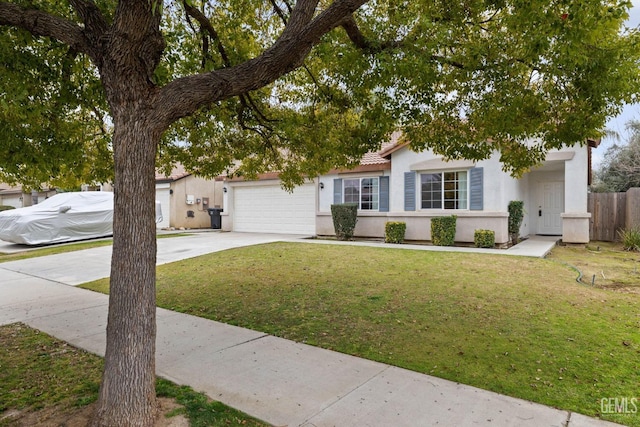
[234, 184, 316, 234]
[155, 187, 171, 229]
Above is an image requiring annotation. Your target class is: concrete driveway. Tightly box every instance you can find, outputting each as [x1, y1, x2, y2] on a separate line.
[0, 231, 304, 286]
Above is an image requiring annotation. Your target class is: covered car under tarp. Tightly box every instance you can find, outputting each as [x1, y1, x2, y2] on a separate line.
[0, 192, 114, 245]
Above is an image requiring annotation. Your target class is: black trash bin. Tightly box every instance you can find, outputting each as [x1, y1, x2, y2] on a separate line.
[207, 208, 223, 229]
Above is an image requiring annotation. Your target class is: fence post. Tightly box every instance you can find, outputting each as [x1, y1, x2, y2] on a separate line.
[626, 188, 640, 230]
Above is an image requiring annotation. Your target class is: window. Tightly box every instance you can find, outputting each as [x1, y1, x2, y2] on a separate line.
[420, 171, 468, 209]
[344, 178, 379, 210]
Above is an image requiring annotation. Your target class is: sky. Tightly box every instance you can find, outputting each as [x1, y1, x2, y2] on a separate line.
[594, 1, 640, 166]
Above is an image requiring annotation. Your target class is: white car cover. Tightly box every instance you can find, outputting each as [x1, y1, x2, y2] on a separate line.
[0, 192, 114, 245]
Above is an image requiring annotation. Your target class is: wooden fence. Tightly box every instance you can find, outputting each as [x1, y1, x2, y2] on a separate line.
[588, 192, 627, 241]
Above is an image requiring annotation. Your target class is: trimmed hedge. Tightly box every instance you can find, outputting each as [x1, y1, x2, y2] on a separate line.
[331, 203, 358, 241]
[0, 205, 16, 211]
[474, 229, 495, 248]
[431, 215, 457, 246]
[385, 221, 406, 244]
[508, 200, 525, 245]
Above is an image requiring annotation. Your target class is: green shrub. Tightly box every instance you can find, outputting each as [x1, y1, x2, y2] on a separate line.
[431, 216, 457, 246]
[331, 204, 358, 241]
[474, 229, 495, 248]
[618, 227, 640, 252]
[385, 222, 406, 244]
[0, 205, 16, 211]
[508, 201, 525, 245]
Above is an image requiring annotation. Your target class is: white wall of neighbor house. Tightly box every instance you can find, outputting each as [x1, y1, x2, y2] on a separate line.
[0, 193, 24, 208]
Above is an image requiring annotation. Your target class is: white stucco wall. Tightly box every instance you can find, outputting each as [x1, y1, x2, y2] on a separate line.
[563, 144, 589, 213]
[318, 148, 517, 244]
[318, 142, 591, 244]
[0, 193, 24, 209]
[318, 173, 340, 213]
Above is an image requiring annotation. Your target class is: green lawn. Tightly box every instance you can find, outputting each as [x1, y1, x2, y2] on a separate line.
[0, 323, 266, 426]
[82, 242, 640, 426]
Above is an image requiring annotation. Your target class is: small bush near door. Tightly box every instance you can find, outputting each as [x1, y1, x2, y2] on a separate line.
[508, 200, 525, 245]
[431, 215, 457, 246]
[331, 203, 358, 241]
[474, 229, 495, 248]
[385, 222, 406, 244]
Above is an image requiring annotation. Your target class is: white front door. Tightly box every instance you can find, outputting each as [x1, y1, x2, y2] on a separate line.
[538, 181, 563, 235]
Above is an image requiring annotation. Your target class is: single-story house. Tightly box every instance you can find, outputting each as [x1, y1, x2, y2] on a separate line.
[219, 135, 596, 245]
[155, 165, 224, 229]
[0, 185, 58, 208]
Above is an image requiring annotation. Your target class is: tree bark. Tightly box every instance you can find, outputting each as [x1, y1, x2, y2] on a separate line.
[90, 2, 164, 425]
[92, 109, 160, 427]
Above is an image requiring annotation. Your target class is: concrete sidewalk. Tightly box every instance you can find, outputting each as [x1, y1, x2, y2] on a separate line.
[290, 234, 559, 258]
[0, 232, 617, 426]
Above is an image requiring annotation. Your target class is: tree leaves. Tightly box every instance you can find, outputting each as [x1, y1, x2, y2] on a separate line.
[1, 0, 638, 187]
[593, 120, 640, 192]
[0, 26, 112, 190]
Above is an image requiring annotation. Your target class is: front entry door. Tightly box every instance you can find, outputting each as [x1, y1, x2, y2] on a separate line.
[538, 181, 563, 235]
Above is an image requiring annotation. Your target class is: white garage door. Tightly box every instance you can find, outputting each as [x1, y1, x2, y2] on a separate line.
[233, 184, 316, 234]
[155, 185, 171, 229]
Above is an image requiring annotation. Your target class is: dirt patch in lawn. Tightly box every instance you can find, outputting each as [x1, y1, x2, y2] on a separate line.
[1, 398, 188, 427]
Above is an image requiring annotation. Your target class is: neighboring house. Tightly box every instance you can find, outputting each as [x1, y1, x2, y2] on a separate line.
[155, 165, 223, 229]
[220, 136, 596, 244]
[0, 185, 58, 208]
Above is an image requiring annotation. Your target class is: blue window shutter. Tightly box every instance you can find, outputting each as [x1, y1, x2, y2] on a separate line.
[333, 178, 343, 204]
[379, 176, 389, 212]
[404, 172, 416, 211]
[469, 167, 484, 210]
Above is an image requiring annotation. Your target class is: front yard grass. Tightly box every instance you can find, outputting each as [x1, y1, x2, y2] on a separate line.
[0, 323, 266, 426]
[547, 241, 640, 293]
[82, 242, 640, 426]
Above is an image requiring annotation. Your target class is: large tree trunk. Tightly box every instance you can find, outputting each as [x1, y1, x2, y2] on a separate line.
[89, 2, 165, 424]
[92, 110, 160, 426]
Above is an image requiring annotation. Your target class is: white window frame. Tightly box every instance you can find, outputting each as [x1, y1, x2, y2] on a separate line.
[419, 170, 469, 210]
[343, 177, 380, 211]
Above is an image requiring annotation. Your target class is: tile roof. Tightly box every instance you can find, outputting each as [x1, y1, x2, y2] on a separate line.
[155, 164, 191, 181]
[360, 149, 390, 166]
[361, 131, 404, 165]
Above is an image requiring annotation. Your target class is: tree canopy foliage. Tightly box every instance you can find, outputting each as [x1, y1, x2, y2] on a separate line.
[593, 120, 640, 192]
[1, 0, 638, 191]
[1, 1, 639, 425]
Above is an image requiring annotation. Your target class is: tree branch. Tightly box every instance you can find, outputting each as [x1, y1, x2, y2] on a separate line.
[269, 0, 289, 24]
[0, 2, 93, 57]
[182, 0, 231, 68]
[154, 0, 367, 128]
[68, 0, 108, 42]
